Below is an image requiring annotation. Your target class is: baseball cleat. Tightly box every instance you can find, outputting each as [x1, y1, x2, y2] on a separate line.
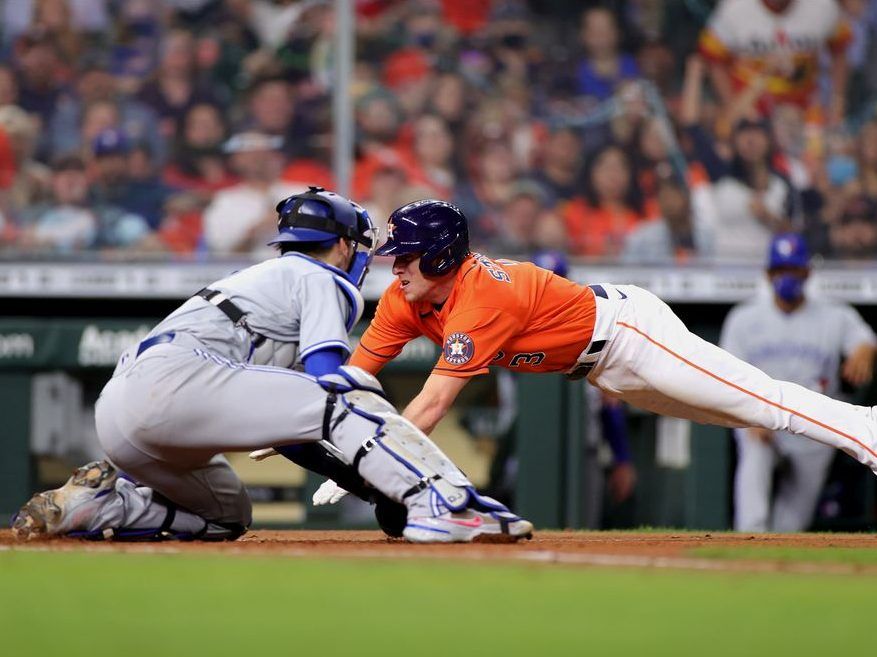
[403, 509, 534, 544]
[11, 460, 118, 541]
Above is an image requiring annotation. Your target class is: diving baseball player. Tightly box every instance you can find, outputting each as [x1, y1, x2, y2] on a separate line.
[12, 188, 533, 544]
[721, 233, 876, 532]
[328, 200, 877, 500]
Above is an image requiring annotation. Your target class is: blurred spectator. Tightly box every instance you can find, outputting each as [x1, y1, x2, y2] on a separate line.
[30, 0, 84, 66]
[531, 126, 583, 205]
[138, 29, 220, 141]
[828, 194, 877, 259]
[124, 141, 176, 230]
[490, 179, 564, 254]
[0, 65, 19, 106]
[382, 47, 435, 118]
[17, 153, 152, 252]
[202, 131, 301, 255]
[710, 118, 796, 261]
[355, 88, 403, 157]
[15, 154, 95, 252]
[164, 102, 237, 194]
[453, 139, 521, 246]
[11, 29, 64, 133]
[87, 128, 161, 231]
[241, 76, 313, 160]
[360, 151, 429, 234]
[562, 143, 644, 257]
[621, 176, 716, 264]
[575, 7, 641, 104]
[484, 0, 536, 86]
[239, 0, 308, 52]
[427, 72, 471, 143]
[49, 63, 164, 165]
[0, 104, 51, 213]
[407, 114, 457, 197]
[699, 0, 851, 124]
[2, 0, 110, 45]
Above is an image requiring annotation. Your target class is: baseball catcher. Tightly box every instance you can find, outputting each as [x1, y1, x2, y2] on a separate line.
[12, 188, 533, 544]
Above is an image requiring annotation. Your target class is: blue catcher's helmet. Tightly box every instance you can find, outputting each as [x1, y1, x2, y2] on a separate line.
[767, 232, 810, 270]
[376, 199, 470, 276]
[531, 250, 569, 279]
[269, 186, 378, 288]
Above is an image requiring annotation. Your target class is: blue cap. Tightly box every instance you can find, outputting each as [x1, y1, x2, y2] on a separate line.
[768, 233, 810, 269]
[532, 250, 569, 278]
[92, 128, 130, 157]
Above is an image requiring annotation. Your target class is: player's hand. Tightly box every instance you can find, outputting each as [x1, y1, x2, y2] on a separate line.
[842, 344, 876, 388]
[746, 427, 774, 445]
[608, 462, 636, 504]
[312, 479, 349, 506]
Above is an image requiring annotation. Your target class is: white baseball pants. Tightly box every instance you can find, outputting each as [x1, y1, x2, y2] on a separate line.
[584, 285, 877, 475]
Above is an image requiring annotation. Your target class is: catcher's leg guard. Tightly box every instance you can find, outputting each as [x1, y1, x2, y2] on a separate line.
[273, 441, 407, 537]
[319, 370, 532, 542]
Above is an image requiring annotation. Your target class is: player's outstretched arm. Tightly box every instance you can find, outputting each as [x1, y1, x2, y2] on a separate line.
[402, 373, 469, 435]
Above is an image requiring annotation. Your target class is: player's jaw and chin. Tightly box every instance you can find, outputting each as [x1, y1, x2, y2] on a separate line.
[392, 255, 438, 303]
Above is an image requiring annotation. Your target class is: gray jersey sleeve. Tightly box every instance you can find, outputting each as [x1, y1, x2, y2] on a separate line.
[298, 272, 353, 360]
[719, 305, 749, 358]
[838, 304, 877, 356]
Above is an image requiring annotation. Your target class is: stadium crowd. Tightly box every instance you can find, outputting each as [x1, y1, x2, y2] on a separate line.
[0, 0, 876, 263]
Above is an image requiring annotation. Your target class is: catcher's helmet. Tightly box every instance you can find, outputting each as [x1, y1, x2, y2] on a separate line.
[767, 232, 810, 270]
[376, 199, 470, 276]
[269, 186, 378, 288]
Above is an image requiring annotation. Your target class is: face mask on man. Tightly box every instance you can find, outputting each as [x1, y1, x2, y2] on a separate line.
[772, 273, 805, 303]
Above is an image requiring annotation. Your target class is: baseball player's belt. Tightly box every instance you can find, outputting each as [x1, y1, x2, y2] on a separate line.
[565, 284, 619, 381]
[194, 288, 267, 347]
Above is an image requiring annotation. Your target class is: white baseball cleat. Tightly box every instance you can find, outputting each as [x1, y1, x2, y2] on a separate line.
[11, 460, 118, 541]
[404, 490, 534, 543]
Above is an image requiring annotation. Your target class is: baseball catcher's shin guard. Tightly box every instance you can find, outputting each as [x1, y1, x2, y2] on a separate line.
[326, 389, 474, 511]
[273, 442, 407, 537]
[318, 367, 533, 542]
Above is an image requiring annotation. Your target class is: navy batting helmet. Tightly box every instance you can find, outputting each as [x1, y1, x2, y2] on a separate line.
[376, 199, 470, 276]
[269, 187, 377, 287]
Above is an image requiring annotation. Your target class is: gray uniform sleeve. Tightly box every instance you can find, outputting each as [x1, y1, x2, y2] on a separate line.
[297, 272, 353, 360]
[838, 304, 877, 356]
[719, 306, 747, 358]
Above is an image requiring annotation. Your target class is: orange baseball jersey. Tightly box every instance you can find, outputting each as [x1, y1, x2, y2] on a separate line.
[350, 254, 596, 378]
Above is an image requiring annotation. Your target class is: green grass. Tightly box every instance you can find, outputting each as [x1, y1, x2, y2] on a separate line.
[1, 550, 875, 657]
[692, 545, 877, 565]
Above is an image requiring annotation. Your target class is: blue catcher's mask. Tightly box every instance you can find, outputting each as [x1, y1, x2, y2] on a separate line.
[345, 205, 378, 289]
[772, 273, 806, 303]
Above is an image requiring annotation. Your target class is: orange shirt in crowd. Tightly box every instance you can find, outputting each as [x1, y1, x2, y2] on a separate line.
[561, 200, 643, 257]
[350, 254, 596, 378]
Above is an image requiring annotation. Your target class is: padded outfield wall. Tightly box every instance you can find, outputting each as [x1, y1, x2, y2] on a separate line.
[1, 261, 876, 530]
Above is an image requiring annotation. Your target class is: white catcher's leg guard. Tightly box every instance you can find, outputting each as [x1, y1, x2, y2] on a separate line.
[320, 367, 533, 543]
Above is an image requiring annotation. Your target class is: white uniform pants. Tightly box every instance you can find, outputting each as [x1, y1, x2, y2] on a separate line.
[585, 285, 877, 475]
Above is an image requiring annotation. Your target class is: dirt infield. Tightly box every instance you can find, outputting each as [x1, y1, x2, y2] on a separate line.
[2, 529, 876, 574]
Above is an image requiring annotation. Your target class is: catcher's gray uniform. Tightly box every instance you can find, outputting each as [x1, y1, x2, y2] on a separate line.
[92, 253, 366, 535]
[721, 297, 877, 532]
